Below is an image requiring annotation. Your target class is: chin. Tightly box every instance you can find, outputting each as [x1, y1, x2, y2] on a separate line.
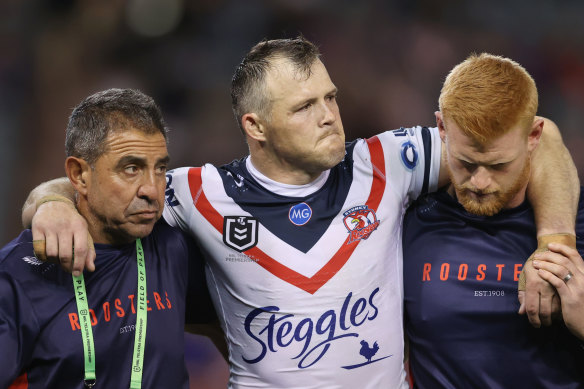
[459, 195, 506, 216]
[129, 223, 157, 240]
[461, 202, 503, 217]
[319, 150, 345, 171]
[329, 140, 347, 162]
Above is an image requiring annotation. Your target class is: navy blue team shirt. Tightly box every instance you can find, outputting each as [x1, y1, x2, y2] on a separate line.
[403, 189, 584, 388]
[0, 220, 215, 389]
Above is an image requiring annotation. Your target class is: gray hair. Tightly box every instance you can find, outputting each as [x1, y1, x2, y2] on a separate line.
[230, 36, 321, 133]
[65, 88, 168, 164]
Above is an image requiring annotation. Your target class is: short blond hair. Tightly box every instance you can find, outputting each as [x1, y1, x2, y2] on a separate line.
[439, 53, 538, 142]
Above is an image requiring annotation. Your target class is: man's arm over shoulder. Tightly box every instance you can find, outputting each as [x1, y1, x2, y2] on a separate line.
[528, 117, 579, 236]
[22, 177, 76, 229]
[21, 177, 94, 275]
[520, 117, 580, 327]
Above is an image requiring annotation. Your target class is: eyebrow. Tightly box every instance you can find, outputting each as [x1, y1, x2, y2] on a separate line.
[292, 86, 339, 109]
[456, 154, 512, 166]
[115, 155, 170, 169]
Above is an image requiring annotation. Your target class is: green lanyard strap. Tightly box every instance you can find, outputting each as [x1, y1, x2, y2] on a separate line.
[73, 238, 147, 388]
[73, 273, 96, 387]
[130, 239, 147, 388]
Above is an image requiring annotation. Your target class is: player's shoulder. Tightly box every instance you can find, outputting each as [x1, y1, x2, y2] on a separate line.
[146, 220, 203, 269]
[352, 126, 438, 158]
[406, 190, 448, 214]
[0, 229, 34, 265]
[376, 125, 438, 141]
[0, 229, 50, 281]
[166, 163, 220, 182]
[218, 156, 248, 172]
[148, 219, 190, 247]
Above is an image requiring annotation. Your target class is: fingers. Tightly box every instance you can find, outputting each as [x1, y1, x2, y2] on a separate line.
[545, 242, 579, 261]
[537, 284, 555, 326]
[72, 230, 96, 276]
[537, 268, 568, 295]
[32, 230, 60, 264]
[30, 200, 94, 274]
[32, 239, 47, 261]
[517, 291, 526, 314]
[551, 294, 562, 320]
[84, 234, 96, 273]
[535, 246, 575, 266]
[58, 231, 74, 274]
[523, 261, 543, 327]
[522, 257, 562, 327]
[524, 285, 541, 328]
[536, 244, 584, 275]
[533, 258, 572, 283]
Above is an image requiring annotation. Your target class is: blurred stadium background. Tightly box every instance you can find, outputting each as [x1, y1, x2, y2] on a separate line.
[1, 1, 582, 387]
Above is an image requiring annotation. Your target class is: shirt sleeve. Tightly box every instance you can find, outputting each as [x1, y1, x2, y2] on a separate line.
[375, 126, 442, 204]
[0, 271, 40, 387]
[163, 167, 197, 232]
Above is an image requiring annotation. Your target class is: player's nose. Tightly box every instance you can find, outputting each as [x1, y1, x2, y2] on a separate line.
[470, 167, 491, 190]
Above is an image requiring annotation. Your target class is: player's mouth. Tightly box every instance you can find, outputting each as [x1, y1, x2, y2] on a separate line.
[131, 210, 159, 220]
[319, 128, 343, 142]
[465, 190, 496, 202]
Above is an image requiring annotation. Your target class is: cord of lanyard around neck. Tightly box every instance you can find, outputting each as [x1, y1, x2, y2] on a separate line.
[72, 239, 147, 388]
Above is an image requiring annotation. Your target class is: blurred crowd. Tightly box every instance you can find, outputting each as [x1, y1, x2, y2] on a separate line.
[1, 0, 583, 387]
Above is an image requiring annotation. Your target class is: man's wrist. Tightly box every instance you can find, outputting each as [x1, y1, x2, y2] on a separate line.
[518, 233, 577, 291]
[536, 233, 577, 250]
[35, 194, 76, 210]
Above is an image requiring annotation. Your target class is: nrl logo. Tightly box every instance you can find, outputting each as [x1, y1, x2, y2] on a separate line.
[22, 256, 44, 266]
[342, 206, 380, 244]
[223, 216, 259, 252]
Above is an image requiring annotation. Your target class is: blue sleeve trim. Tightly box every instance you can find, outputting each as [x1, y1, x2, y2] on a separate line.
[421, 127, 432, 194]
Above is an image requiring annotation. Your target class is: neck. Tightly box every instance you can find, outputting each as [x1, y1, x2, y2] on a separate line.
[249, 154, 324, 185]
[77, 201, 133, 246]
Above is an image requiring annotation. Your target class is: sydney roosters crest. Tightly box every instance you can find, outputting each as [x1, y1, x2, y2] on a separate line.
[343, 206, 380, 244]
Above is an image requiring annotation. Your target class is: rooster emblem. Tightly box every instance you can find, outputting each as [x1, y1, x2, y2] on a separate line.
[341, 339, 391, 369]
[342, 205, 381, 244]
[359, 340, 379, 362]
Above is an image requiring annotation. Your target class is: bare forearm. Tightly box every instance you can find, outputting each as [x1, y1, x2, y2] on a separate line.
[22, 177, 75, 228]
[528, 117, 579, 236]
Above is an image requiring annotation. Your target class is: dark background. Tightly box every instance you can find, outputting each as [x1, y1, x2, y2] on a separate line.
[1, 1, 583, 387]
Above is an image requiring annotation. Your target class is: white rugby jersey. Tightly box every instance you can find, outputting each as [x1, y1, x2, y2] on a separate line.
[163, 126, 441, 389]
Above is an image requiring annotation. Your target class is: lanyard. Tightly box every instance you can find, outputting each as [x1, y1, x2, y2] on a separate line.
[73, 239, 147, 388]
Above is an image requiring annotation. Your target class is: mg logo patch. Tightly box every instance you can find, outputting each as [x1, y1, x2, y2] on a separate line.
[288, 202, 312, 226]
[342, 206, 380, 244]
[223, 216, 259, 252]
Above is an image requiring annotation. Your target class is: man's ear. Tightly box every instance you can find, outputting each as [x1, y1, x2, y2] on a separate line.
[528, 117, 544, 152]
[435, 111, 447, 143]
[242, 113, 267, 142]
[65, 156, 91, 195]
